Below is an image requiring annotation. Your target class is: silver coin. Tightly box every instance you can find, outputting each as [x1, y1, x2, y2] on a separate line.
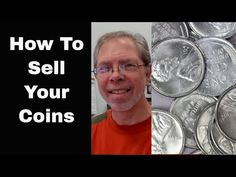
[195, 37, 236, 96]
[152, 109, 185, 154]
[210, 119, 236, 154]
[170, 92, 217, 148]
[189, 30, 201, 42]
[185, 23, 201, 42]
[194, 103, 218, 154]
[228, 33, 236, 49]
[152, 22, 189, 46]
[216, 85, 236, 142]
[208, 118, 224, 154]
[151, 38, 205, 97]
[189, 22, 236, 38]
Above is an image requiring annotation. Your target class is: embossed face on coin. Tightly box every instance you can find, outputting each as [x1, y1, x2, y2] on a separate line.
[151, 38, 205, 97]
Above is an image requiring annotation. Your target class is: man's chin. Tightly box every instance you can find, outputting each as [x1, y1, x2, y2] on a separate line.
[109, 103, 133, 112]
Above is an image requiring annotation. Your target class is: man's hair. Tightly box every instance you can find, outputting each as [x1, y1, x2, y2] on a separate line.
[93, 30, 151, 68]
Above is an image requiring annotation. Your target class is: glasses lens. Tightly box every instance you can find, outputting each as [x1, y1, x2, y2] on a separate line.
[97, 66, 111, 74]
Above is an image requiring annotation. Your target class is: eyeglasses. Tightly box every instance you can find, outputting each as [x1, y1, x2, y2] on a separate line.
[92, 63, 147, 75]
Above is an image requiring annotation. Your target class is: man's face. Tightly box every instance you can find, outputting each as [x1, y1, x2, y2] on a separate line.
[95, 37, 150, 111]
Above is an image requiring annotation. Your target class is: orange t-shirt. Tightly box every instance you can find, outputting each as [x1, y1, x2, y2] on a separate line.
[92, 109, 151, 155]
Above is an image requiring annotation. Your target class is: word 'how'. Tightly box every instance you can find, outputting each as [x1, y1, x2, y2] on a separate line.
[10, 37, 84, 51]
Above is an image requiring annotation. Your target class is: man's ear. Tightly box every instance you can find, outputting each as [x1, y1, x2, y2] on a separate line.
[145, 63, 152, 82]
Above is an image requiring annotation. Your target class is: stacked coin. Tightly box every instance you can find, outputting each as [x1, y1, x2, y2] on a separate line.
[152, 109, 185, 154]
[194, 102, 218, 154]
[170, 92, 217, 149]
[151, 22, 236, 154]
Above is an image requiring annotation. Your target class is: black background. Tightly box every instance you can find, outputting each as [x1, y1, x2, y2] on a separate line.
[0, 20, 91, 155]
[0, 11, 234, 169]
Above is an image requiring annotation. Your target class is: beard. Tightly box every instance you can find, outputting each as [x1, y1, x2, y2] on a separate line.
[107, 91, 143, 112]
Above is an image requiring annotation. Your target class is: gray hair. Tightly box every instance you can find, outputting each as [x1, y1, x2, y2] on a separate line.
[93, 31, 151, 68]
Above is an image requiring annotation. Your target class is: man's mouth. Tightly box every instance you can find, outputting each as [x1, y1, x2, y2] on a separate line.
[108, 88, 132, 94]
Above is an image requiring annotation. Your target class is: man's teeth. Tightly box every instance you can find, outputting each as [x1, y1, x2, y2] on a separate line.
[111, 89, 128, 94]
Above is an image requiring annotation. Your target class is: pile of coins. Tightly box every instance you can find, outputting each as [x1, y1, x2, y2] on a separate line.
[151, 22, 236, 154]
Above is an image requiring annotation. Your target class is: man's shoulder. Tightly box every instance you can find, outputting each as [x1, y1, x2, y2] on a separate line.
[92, 111, 108, 124]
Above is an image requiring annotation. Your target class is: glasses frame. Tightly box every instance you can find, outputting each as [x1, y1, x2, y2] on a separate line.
[92, 63, 147, 75]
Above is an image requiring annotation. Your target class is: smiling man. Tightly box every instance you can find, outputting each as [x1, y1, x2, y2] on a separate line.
[92, 31, 152, 155]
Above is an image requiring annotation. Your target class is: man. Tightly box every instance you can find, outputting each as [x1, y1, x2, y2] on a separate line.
[92, 31, 152, 155]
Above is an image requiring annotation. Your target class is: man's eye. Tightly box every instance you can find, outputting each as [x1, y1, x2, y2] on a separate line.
[124, 63, 136, 70]
[97, 66, 110, 73]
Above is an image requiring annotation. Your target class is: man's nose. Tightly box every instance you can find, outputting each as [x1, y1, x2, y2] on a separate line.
[109, 68, 124, 81]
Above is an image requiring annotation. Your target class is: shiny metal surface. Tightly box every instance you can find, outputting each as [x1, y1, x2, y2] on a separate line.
[210, 120, 236, 154]
[151, 22, 236, 155]
[189, 22, 236, 38]
[151, 38, 205, 97]
[170, 92, 217, 148]
[216, 85, 236, 142]
[194, 103, 217, 154]
[152, 109, 185, 154]
[228, 33, 236, 49]
[195, 37, 236, 96]
[152, 22, 189, 46]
